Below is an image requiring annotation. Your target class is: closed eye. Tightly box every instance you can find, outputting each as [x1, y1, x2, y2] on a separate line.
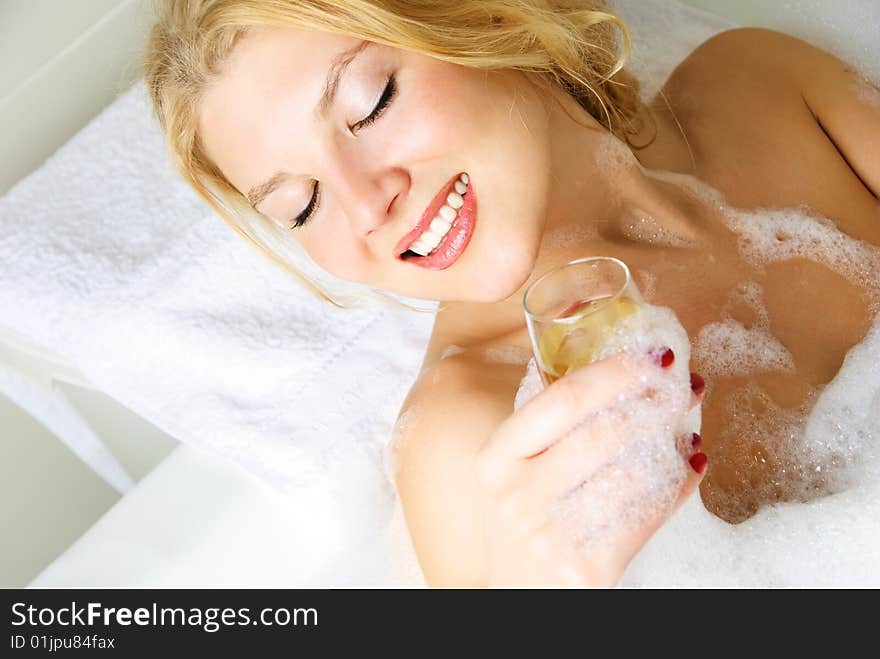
[352, 73, 397, 132]
[289, 73, 397, 229]
[289, 181, 320, 229]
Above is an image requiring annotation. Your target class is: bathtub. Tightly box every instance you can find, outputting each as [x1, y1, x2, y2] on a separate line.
[2, 0, 878, 587]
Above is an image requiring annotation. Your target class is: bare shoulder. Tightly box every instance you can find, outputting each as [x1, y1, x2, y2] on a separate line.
[658, 28, 813, 120]
[653, 26, 880, 205]
[670, 27, 833, 83]
[658, 26, 861, 117]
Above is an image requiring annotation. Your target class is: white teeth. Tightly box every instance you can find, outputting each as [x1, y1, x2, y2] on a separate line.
[421, 230, 444, 246]
[409, 239, 431, 256]
[438, 205, 457, 222]
[405, 174, 471, 258]
[430, 217, 452, 234]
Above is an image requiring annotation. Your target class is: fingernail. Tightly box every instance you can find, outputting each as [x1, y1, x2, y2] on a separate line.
[653, 347, 674, 368]
[690, 372, 705, 396]
[691, 433, 702, 452]
[689, 452, 708, 474]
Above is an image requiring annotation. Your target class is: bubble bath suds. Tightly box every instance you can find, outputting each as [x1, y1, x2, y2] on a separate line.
[656, 170, 879, 518]
[855, 76, 880, 109]
[517, 304, 699, 551]
[620, 308, 880, 587]
[512, 165, 880, 583]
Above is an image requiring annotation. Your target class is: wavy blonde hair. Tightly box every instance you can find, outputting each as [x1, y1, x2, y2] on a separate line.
[143, 0, 643, 309]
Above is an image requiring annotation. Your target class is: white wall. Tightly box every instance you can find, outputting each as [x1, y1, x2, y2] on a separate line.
[0, 0, 155, 194]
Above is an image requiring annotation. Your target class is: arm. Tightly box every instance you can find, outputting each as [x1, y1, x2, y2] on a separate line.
[391, 347, 707, 588]
[797, 39, 880, 198]
[390, 352, 524, 587]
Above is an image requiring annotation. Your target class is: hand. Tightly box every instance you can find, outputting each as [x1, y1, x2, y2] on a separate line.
[475, 349, 706, 588]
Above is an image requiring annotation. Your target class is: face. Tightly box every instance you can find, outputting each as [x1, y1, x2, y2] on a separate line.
[199, 27, 558, 302]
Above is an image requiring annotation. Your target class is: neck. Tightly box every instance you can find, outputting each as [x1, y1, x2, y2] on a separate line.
[535, 96, 704, 270]
[438, 92, 707, 341]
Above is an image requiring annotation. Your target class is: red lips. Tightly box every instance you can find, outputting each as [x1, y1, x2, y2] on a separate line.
[394, 173, 464, 257]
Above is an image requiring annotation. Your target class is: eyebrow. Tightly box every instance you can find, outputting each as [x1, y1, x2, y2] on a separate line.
[246, 40, 374, 210]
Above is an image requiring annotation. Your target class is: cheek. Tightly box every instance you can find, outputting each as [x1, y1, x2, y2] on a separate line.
[389, 77, 473, 157]
[298, 225, 368, 282]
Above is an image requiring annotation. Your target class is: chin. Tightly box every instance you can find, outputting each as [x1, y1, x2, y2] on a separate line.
[467, 240, 539, 304]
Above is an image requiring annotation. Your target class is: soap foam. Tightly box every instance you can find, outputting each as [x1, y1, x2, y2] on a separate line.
[479, 345, 534, 365]
[438, 345, 466, 361]
[621, 309, 880, 587]
[619, 213, 694, 248]
[647, 170, 880, 309]
[513, 303, 880, 585]
[440, 343, 532, 366]
[594, 132, 640, 174]
[694, 306, 795, 381]
[706, 381, 830, 523]
[512, 158, 880, 581]
[383, 404, 419, 483]
[517, 304, 698, 550]
[723, 208, 880, 307]
[855, 76, 880, 109]
[659, 170, 879, 523]
[636, 270, 658, 301]
[387, 0, 880, 585]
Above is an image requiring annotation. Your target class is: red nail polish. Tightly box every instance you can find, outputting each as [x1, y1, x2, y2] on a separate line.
[689, 452, 708, 474]
[690, 372, 705, 396]
[655, 348, 674, 368]
[691, 433, 702, 451]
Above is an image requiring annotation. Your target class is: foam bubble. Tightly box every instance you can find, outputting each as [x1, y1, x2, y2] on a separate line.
[514, 358, 544, 412]
[654, 173, 879, 521]
[383, 405, 419, 482]
[479, 345, 534, 365]
[855, 76, 880, 108]
[803, 313, 880, 484]
[542, 221, 600, 252]
[516, 303, 698, 550]
[440, 343, 532, 367]
[511, 165, 880, 578]
[619, 213, 693, 248]
[722, 208, 880, 305]
[636, 270, 658, 301]
[621, 310, 880, 587]
[438, 345, 465, 361]
[593, 132, 640, 173]
[694, 320, 795, 379]
[644, 170, 880, 310]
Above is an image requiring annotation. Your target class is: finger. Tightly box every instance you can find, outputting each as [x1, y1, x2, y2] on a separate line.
[670, 449, 708, 515]
[514, 411, 632, 509]
[517, 381, 692, 510]
[689, 372, 706, 410]
[487, 352, 663, 460]
[565, 448, 707, 579]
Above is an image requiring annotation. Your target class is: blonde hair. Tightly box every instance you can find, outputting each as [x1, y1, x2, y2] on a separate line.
[143, 0, 643, 309]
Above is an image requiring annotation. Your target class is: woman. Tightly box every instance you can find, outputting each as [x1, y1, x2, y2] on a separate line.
[144, 0, 880, 586]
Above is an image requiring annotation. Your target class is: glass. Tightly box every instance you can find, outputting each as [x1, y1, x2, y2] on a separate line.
[523, 257, 644, 387]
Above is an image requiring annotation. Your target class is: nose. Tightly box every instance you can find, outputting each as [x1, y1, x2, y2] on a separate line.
[332, 158, 409, 238]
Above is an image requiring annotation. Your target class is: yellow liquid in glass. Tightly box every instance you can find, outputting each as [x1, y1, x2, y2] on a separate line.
[537, 296, 640, 385]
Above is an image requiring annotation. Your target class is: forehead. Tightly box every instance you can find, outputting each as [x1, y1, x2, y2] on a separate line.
[198, 27, 363, 192]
